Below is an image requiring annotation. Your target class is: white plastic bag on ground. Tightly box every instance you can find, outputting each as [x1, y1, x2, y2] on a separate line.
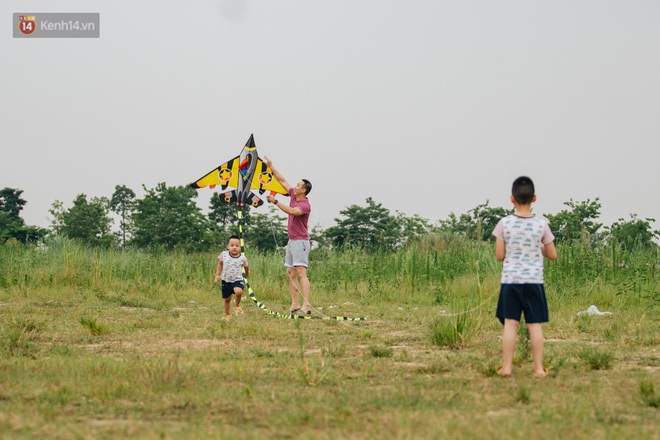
[577, 305, 613, 317]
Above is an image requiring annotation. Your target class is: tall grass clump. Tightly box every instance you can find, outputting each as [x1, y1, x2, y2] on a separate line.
[639, 379, 660, 408]
[369, 345, 394, 358]
[138, 352, 190, 389]
[514, 324, 531, 364]
[428, 272, 492, 349]
[429, 313, 474, 349]
[3, 320, 38, 357]
[79, 316, 107, 336]
[579, 347, 615, 370]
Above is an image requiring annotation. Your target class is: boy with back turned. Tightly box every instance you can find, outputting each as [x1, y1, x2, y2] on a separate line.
[492, 176, 557, 378]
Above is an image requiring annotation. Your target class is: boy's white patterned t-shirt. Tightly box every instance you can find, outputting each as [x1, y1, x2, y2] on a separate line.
[219, 251, 248, 282]
[492, 215, 555, 284]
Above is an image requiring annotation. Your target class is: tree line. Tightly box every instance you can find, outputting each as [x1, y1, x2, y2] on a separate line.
[1, 185, 658, 253]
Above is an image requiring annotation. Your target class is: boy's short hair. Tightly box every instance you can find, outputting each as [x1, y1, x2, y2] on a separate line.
[228, 235, 241, 243]
[512, 176, 535, 205]
[302, 179, 312, 196]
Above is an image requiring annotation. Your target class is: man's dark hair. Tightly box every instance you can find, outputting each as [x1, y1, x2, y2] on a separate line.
[302, 179, 312, 196]
[512, 176, 535, 205]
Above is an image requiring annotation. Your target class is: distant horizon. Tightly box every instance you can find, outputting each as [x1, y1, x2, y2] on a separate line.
[9, 182, 653, 236]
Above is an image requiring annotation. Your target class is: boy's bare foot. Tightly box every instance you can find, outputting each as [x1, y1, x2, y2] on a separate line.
[496, 366, 511, 377]
[532, 367, 548, 378]
[223, 315, 231, 321]
[234, 307, 243, 316]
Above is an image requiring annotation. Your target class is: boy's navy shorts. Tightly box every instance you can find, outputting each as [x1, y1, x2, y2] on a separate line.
[221, 280, 244, 299]
[496, 283, 548, 325]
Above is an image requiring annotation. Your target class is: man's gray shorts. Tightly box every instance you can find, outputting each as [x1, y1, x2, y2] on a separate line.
[285, 240, 310, 268]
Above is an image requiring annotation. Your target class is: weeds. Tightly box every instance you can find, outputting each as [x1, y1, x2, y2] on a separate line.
[139, 352, 188, 389]
[579, 347, 615, 370]
[297, 321, 334, 386]
[545, 356, 567, 377]
[3, 321, 37, 357]
[639, 379, 660, 408]
[249, 348, 276, 358]
[516, 385, 531, 404]
[428, 309, 484, 349]
[369, 345, 394, 358]
[79, 316, 107, 336]
[416, 362, 451, 375]
[480, 363, 499, 377]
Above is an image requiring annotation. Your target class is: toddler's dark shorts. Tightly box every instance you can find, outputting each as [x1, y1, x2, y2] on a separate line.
[221, 280, 244, 299]
[496, 283, 548, 325]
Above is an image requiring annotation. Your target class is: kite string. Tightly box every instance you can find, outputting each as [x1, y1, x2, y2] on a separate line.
[266, 213, 323, 313]
[239, 208, 340, 320]
[432, 261, 498, 317]
[265, 211, 366, 325]
[434, 287, 498, 317]
[268, 207, 504, 317]
[263, 208, 502, 329]
[238, 209, 292, 320]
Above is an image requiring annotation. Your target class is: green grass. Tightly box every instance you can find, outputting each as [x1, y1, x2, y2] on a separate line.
[639, 379, 660, 408]
[0, 238, 658, 438]
[579, 347, 615, 371]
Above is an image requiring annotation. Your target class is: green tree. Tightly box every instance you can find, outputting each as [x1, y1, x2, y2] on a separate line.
[435, 212, 470, 236]
[397, 212, 431, 245]
[0, 210, 22, 243]
[608, 214, 659, 251]
[207, 194, 258, 248]
[132, 183, 211, 251]
[545, 198, 603, 244]
[243, 207, 288, 252]
[324, 197, 402, 252]
[436, 200, 511, 241]
[48, 200, 65, 236]
[0, 187, 26, 219]
[0, 188, 47, 244]
[49, 194, 114, 248]
[109, 185, 136, 249]
[209, 193, 245, 229]
[0, 187, 24, 243]
[310, 223, 327, 249]
[207, 193, 253, 237]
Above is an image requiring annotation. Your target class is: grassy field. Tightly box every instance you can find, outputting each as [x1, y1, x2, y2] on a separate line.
[0, 238, 658, 439]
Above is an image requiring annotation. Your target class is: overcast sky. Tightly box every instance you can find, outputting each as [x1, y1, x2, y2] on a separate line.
[2, 1, 659, 233]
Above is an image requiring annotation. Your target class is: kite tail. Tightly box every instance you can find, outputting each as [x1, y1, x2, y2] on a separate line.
[237, 209, 299, 320]
[237, 209, 365, 322]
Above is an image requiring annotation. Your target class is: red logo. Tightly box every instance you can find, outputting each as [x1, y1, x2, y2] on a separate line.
[18, 15, 37, 35]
